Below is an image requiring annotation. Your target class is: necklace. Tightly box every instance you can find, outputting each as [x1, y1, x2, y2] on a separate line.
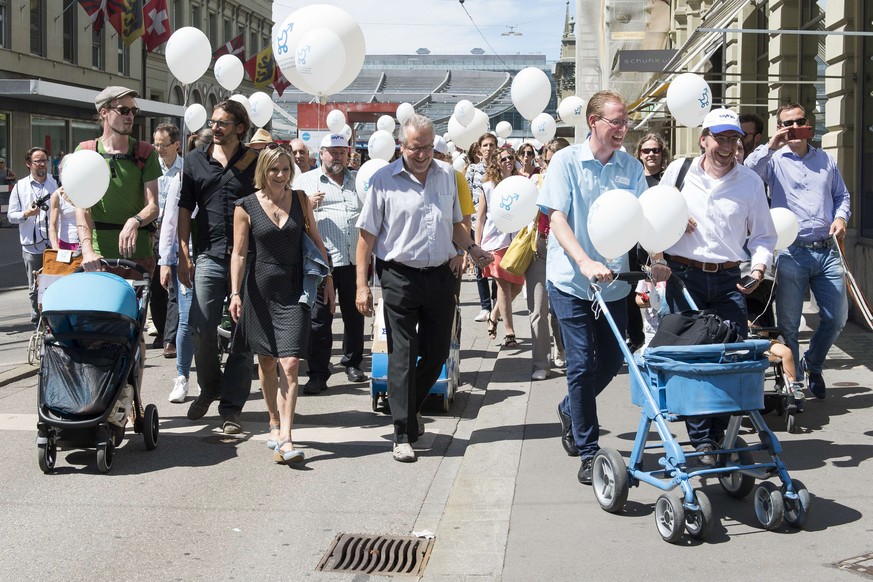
[273, 210, 280, 221]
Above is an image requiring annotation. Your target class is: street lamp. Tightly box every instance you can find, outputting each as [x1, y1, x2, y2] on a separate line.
[501, 26, 522, 37]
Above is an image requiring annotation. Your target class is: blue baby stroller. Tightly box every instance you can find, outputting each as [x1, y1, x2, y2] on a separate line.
[590, 272, 810, 543]
[36, 259, 158, 474]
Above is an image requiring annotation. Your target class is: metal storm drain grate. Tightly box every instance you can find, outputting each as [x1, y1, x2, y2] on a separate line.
[316, 533, 434, 576]
[834, 552, 873, 579]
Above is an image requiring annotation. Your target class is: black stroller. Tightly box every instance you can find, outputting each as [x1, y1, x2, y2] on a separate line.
[36, 259, 158, 473]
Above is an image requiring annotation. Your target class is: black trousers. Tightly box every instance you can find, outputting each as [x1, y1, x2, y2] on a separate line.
[377, 259, 456, 442]
[150, 232, 178, 346]
[307, 264, 365, 380]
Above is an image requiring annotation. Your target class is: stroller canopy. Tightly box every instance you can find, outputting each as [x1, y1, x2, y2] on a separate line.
[42, 272, 138, 320]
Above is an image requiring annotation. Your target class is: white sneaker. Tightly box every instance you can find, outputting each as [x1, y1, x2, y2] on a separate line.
[393, 439, 416, 463]
[553, 356, 566, 368]
[531, 369, 549, 381]
[169, 375, 189, 403]
[474, 309, 490, 322]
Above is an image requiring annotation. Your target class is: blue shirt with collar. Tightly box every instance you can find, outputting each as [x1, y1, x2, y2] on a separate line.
[537, 139, 647, 301]
[745, 143, 851, 243]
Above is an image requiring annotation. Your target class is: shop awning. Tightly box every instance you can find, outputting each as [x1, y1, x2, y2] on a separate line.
[0, 79, 184, 117]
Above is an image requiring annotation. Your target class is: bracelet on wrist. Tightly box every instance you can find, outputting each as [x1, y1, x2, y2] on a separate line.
[651, 258, 667, 267]
[467, 243, 479, 252]
[229, 292, 240, 298]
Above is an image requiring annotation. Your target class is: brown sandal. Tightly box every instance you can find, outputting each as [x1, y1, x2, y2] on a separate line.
[503, 334, 518, 348]
[487, 317, 497, 339]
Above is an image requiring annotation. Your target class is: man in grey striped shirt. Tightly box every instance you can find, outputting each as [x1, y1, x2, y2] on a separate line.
[293, 133, 367, 393]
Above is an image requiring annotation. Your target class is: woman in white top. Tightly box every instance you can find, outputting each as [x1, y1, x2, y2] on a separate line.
[49, 187, 79, 250]
[475, 148, 524, 347]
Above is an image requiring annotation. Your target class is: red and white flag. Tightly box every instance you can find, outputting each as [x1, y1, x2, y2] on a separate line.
[213, 32, 245, 62]
[143, 0, 171, 52]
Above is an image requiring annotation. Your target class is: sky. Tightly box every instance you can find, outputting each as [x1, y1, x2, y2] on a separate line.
[272, 0, 571, 62]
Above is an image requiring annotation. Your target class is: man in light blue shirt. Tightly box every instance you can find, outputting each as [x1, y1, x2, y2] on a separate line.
[745, 102, 851, 399]
[537, 90, 648, 485]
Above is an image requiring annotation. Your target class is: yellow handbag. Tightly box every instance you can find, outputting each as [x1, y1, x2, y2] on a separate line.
[501, 212, 540, 276]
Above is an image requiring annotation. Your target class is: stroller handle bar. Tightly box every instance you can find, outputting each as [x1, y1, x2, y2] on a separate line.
[75, 258, 151, 285]
[588, 271, 649, 287]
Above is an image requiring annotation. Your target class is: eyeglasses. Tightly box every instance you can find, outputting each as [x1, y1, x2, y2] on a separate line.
[153, 143, 172, 150]
[779, 117, 807, 128]
[109, 106, 140, 116]
[520, 150, 535, 157]
[264, 142, 282, 150]
[404, 144, 433, 155]
[206, 119, 237, 129]
[499, 156, 515, 163]
[596, 115, 631, 129]
[709, 134, 741, 147]
[640, 147, 662, 154]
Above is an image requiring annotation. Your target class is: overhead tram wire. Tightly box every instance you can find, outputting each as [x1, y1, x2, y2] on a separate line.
[459, 1, 508, 68]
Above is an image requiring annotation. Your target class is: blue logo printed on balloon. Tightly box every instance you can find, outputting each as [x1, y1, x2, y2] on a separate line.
[296, 43, 310, 65]
[276, 23, 294, 55]
[698, 88, 710, 109]
[499, 192, 519, 211]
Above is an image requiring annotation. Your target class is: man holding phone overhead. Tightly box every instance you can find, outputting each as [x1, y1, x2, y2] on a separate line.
[745, 103, 851, 400]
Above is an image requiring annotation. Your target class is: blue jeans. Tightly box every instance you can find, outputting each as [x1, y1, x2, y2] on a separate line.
[171, 266, 194, 378]
[549, 283, 627, 459]
[189, 254, 253, 418]
[775, 246, 847, 373]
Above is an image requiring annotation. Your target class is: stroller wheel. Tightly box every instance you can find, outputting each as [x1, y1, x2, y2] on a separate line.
[592, 448, 629, 513]
[717, 436, 755, 499]
[781, 479, 811, 528]
[654, 494, 685, 544]
[38, 434, 57, 474]
[96, 442, 114, 474]
[685, 490, 714, 540]
[143, 404, 159, 450]
[753, 481, 784, 530]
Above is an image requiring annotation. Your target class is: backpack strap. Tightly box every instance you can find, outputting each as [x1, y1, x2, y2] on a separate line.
[295, 189, 311, 235]
[80, 138, 153, 171]
[675, 157, 693, 191]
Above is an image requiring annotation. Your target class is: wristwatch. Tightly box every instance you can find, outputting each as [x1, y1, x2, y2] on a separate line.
[132, 214, 144, 227]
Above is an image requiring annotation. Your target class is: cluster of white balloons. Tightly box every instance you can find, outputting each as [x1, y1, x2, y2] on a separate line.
[447, 101, 490, 150]
[272, 4, 365, 100]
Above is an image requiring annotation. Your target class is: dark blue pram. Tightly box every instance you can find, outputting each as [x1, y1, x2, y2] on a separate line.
[36, 259, 158, 473]
[590, 272, 810, 543]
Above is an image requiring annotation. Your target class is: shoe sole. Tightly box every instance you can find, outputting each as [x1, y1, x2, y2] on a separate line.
[168, 394, 187, 404]
[222, 423, 242, 435]
[186, 401, 213, 421]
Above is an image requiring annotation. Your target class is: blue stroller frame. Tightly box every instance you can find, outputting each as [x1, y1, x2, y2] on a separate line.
[590, 272, 811, 543]
[35, 259, 159, 474]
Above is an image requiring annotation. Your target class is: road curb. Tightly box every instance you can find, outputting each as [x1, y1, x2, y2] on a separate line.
[0, 364, 38, 387]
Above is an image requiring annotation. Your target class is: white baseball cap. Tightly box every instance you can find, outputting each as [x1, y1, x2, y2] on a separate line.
[320, 133, 349, 148]
[702, 108, 745, 135]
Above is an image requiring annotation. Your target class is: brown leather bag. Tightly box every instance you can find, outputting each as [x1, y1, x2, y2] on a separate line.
[41, 249, 83, 276]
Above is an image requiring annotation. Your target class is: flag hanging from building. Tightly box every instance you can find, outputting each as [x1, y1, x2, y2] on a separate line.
[244, 46, 277, 90]
[213, 32, 246, 61]
[78, 0, 125, 33]
[143, 0, 171, 52]
[108, 0, 145, 46]
[273, 69, 291, 97]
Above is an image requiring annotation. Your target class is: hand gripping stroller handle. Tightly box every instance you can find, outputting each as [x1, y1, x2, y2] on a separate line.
[588, 271, 648, 288]
[75, 258, 151, 285]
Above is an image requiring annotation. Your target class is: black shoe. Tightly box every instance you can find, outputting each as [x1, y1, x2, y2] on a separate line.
[303, 378, 327, 395]
[578, 457, 593, 485]
[346, 366, 366, 383]
[696, 443, 716, 467]
[151, 335, 164, 349]
[221, 414, 242, 435]
[807, 371, 826, 399]
[556, 404, 579, 457]
[186, 395, 216, 420]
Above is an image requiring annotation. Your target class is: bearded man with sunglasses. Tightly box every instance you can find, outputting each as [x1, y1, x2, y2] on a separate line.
[745, 103, 851, 400]
[177, 99, 258, 433]
[76, 86, 162, 275]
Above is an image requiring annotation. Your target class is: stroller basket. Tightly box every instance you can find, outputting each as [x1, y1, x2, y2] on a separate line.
[631, 340, 770, 416]
[40, 342, 128, 417]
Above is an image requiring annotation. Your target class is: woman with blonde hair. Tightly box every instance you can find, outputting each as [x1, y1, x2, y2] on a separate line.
[229, 145, 334, 464]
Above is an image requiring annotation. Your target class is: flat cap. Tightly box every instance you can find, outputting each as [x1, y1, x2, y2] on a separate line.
[95, 86, 139, 112]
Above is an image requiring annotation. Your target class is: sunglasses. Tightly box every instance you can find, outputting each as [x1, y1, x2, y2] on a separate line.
[520, 150, 535, 157]
[499, 156, 515, 163]
[264, 142, 282, 150]
[779, 118, 807, 127]
[109, 106, 140, 116]
[206, 119, 237, 129]
[640, 147, 661, 154]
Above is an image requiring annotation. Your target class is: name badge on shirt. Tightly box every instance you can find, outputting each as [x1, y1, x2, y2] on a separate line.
[614, 176, 630, 186]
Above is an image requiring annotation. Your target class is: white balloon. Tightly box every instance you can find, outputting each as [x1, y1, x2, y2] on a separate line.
[165, 27, 212, 85]
[326, 109, 346, 134]
[530, 113, 557, 144]
[511, 67, 552, 120]
[638, 185, 689, 254]
[497, 137, 506, 147]
[248, 92, 274, 128]
[341, 124, 353, 142]
[454, 100, 475, 126]
[62, 150, 110, 209]
[557, 96, 587, 125]
[495, 121, 513, 139]
[214, 54, 244, 92]
[446, 142, 457, 154]
[452, 155, 467, 172]
[368, 130, 396, 161]
[491, 176, 540, 234]
[184, 104, 207, 132]
[273, 4, 366, 98]
[447, 109, 489, 150]
[376, 115, 396, 133]
[666, 73, 713, 128]
[355, 159, 389, 203]
[229, 94, 252, 119]
[294, 28, 346, 98]
[396, 102, 415, 124]
[770, 207, 799, 251]
[587, 189, 645, 260]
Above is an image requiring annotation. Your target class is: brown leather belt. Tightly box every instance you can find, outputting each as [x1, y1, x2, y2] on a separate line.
[665, 254, 740, 273]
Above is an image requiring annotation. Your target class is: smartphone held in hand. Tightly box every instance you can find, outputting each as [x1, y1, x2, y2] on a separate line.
[787, 126, 813, 141]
